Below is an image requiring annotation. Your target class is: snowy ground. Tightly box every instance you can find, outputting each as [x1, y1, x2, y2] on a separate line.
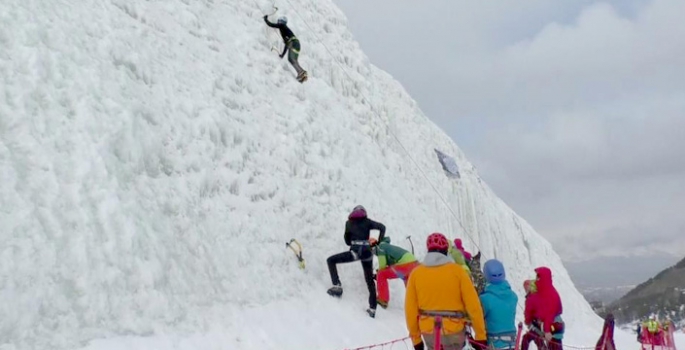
[0, 0, 642, 349]
[76, 314, 685, 350]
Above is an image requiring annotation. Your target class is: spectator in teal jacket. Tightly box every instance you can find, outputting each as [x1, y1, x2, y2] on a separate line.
[370, 236, 419, 309]
[480, 259, 518, 349]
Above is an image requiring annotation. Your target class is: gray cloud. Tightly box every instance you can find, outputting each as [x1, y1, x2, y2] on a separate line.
[333, 0, 685, 260]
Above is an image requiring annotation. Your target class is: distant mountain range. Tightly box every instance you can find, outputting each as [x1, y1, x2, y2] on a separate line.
[578, 285, 636, 304]
[608, 256, 685, 324]
[564, 253, 679, 304]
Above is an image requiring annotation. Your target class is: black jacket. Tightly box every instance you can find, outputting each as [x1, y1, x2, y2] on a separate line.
[263, 17, 296, 44]
[344, 218, 385, 246]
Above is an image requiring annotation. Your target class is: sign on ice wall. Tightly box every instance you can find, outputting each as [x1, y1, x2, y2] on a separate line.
[434, 149, 460, 179]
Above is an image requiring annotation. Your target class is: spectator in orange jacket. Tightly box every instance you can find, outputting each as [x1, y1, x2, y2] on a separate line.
[405, 232, 486, 350]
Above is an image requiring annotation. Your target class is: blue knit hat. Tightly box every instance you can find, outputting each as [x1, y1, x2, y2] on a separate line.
[483, 259, 506, 284]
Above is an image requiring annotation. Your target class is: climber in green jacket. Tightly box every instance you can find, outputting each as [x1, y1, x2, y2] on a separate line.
[369, 236, 419, 309]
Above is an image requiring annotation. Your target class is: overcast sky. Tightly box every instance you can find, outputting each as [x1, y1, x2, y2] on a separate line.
[331, 0, 685, 262]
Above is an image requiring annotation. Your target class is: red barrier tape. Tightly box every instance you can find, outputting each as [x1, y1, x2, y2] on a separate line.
[339, 333, 600, 350]
[342, 336, 411, 350]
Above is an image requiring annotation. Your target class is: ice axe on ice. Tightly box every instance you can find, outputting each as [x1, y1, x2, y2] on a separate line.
[263, 4, 283, 54]
[285, 238, 305, 269]
[406, 235, 414, 255]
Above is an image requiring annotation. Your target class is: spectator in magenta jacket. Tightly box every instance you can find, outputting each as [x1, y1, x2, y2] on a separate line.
[453, 238, 472, 261]
[524, 267, 565, 350]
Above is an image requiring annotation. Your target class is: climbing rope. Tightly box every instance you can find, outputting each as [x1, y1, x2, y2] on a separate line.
[341, 336, 411, 350]
[247, 0, 543, 317]
[276, 0, 484, 254]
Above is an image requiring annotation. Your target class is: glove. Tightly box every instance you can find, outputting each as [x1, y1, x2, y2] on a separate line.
[544, 332, 553, 342]
[263, 15, 268, 19]
[279, 53, 285, 59]
[413, 342, 424, 350]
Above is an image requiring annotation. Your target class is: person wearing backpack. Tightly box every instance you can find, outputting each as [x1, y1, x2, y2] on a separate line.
[370, 236, 419, 309]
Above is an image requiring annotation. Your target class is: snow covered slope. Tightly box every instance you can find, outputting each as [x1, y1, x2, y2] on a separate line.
[1, 0, 602, 349]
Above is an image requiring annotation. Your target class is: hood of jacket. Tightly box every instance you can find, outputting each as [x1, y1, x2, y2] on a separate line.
[483, 259, 506, 284]
[348, 208, 367, 219]
[535, 266, 553, 291]
[423, 251, 453, 267]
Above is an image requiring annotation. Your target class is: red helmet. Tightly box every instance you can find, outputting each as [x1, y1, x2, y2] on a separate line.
[426, 232, 449, 251]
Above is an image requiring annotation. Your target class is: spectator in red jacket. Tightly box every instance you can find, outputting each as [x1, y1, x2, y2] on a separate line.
[524, 267, 564, 350]
[521, 280, 543, 350]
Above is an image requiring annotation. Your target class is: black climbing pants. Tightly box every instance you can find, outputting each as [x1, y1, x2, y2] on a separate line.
[286, 38, 305, 76]
[327, 246, 377, 310]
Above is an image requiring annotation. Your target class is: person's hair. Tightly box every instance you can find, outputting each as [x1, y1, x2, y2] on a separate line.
[427, 248, 448, 255]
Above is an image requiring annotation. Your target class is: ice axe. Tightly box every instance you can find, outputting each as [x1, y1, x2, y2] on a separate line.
[285, 238, 305, 269]
[264, 4, 283, 54]
[406, 235, 414, 255]
[263, 1, 278, 17]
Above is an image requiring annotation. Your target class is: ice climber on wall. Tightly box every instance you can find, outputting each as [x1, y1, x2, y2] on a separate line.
[404, 232, 486, 350]
[479, 259, 518, 350]
[370, 236, 419, 309]
[524, 267, 565, 350]
[263, 15, 308, 82]
[326, 205, 385, 318]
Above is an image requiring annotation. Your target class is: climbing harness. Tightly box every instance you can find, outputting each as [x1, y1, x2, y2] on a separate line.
[420, 310, 467, 350]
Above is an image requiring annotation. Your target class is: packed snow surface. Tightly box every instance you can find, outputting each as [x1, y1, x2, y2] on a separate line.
[0, 0, 635, 349]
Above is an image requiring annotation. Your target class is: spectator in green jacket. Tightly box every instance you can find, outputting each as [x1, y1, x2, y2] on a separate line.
[448, 241, 471, 274]
[370, 236, 419, 309]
